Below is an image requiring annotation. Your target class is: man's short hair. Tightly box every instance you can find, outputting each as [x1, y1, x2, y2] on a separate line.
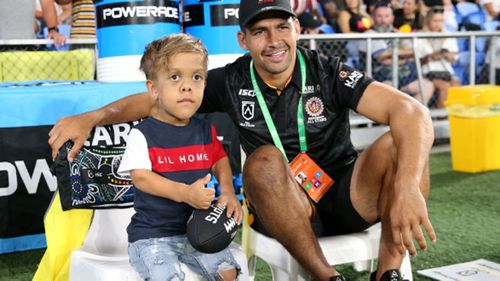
[140, 33, 208, 81]
[373, 0, 392, 10]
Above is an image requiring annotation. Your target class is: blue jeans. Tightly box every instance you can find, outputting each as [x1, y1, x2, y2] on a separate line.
[128, 235, 240, 281]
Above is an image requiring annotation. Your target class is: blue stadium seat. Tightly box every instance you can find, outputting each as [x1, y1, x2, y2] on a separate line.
[456, 37, 469, 52]
[345, 41, 361, 69]
[452, 65, 466, 85]
[319, 23, 335, 34]
[456, 2, 480, 17]
[466, 11, 486, 27]
[476, 37, 488, 53]
[454, 51, 486, 84]
[482, 20, 500, 31]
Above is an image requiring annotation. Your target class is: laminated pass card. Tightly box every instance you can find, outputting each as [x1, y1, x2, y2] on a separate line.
[289, 153, 334, 202]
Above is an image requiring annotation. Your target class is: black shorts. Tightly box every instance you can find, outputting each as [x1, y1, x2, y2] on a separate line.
[249, 159, 371, 237]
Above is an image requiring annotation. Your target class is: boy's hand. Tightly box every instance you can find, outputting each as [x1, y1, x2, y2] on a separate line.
[217, 192, 243, 224]
[184, 174, 215, 209]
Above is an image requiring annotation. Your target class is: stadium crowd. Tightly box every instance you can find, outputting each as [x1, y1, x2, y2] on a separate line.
[295, 0, 499, 106]
[0, 0, 498, 103]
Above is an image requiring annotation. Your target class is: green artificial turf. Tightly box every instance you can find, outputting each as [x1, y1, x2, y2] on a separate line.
[1, 152, 499, 281]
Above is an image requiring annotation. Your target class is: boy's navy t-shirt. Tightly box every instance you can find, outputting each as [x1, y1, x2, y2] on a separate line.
[118, 117, 227, 243]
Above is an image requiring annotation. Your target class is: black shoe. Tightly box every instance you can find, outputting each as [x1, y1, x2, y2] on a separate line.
[330, 275, 347, 281]
[370, 269, 404, 281]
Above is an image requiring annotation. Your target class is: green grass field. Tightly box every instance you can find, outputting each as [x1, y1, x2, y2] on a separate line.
[1, 151, 499, 281]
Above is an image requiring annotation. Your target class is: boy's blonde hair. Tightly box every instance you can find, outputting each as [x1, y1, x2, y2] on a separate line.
[140, 33, 208, 81]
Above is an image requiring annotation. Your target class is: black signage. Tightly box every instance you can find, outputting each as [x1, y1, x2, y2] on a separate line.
[210, 4, 239, 26]
[0, 126, 54, 238]
[183, 4, 205, 27]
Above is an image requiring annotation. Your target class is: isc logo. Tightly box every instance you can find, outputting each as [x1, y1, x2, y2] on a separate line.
[238, 89, 255, 97]
[224, 8, 239, 19]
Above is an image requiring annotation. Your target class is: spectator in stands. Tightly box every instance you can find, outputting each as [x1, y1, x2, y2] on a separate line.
[298, 11, 325, 33]
[359, 2, 435, 104]
[68, 0, 96, 39]
[291, 0, 327, 25]
[442, 0, 459, 31]
[478, 0, 500, 85]
[393, 0, 425, 31]
[389, 0, 403, 10]
[416, 8, 460, 108]
[480, 0, 500, 21]
[35, 0, 72, 35]
[365, 0, 402, 14]
[337, 0, 373, 32]
[0, 0, 66, 46]
[320, 0, 344, 32]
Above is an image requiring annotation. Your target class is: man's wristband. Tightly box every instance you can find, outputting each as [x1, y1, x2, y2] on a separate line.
[48, 26, 59, 33]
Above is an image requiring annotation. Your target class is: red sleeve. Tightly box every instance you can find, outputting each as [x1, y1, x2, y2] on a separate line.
[210, 124, 227, 164]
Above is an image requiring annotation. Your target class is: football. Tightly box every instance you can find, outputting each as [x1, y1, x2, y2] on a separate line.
[187, 204, 239, 253]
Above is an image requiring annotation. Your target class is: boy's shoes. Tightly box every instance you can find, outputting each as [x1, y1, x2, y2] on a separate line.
[370, 269, 408, 281]
[330, 275, 347, 281]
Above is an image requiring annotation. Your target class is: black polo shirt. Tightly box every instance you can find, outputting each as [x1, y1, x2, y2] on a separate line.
[199, 47, 374, 173]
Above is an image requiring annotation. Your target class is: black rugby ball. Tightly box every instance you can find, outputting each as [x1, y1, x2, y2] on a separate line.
[187, 204, 239, 253]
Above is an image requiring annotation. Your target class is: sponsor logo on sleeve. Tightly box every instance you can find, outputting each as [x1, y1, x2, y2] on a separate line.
[339, 70, 349, 80]
[344, 71, 363, 89]
[302, 85, 315, 94]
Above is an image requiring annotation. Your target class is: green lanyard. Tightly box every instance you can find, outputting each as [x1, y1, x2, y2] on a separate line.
[249, 50, 307, 161]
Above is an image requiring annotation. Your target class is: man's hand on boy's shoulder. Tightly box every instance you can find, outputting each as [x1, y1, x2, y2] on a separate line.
[217, 192, 243, 224]
[48, 113, 97, 161]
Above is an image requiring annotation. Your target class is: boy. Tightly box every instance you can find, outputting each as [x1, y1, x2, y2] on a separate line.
[118, 33, 242, 281]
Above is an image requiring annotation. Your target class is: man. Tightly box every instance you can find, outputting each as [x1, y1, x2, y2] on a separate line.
[0, 0, 66, 46]
[48, 0, 436, 280]
[298, 12, 324, 34]
[358, 2, 435, 104]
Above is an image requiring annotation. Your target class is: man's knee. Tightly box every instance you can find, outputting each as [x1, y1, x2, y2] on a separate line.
[243, 145, 286, 181]
[245, 145, 284, 166]
[242, 145, 288, 196]
[370, 132, 398, 166]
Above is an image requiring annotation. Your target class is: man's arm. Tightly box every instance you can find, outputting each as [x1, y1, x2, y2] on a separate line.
[40, 0, 66, 46]
[48, 92, 155, 160]
[375, 48, 414, 65]
[356, 81, 437, 255]
[483, 2, 499, 18]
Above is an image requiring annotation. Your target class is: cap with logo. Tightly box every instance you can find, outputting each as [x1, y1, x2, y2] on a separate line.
[239, 0, 296, 29]
[297, 12, 322, 29]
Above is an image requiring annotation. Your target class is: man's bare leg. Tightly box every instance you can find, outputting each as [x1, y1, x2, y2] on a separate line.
[350, 132, 431, 281]
[243, 145, 338, 281]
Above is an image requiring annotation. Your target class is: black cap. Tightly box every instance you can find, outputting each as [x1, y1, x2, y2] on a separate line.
[298, 12, 322, 29]
[239, 0, 296, 29]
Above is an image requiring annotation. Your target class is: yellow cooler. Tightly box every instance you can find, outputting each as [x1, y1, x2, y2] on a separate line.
[445, 85, 500, 173]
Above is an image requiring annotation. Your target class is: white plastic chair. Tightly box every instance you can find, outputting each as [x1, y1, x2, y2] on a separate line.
[241, 209, 413, 281]
[238, 147, 412, 281]
[69, 208, 249, 281]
